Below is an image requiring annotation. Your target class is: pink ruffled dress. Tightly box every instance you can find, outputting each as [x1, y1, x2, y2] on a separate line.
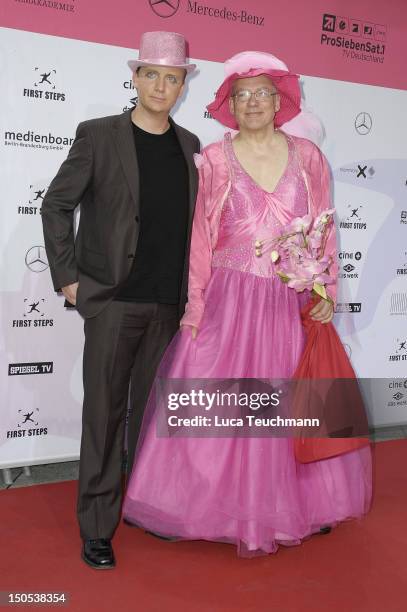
[123, 133, 372, 556]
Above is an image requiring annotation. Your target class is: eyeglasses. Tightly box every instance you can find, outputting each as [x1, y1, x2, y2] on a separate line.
[231, 88, 278, 103]
[140, 69, 182, 86]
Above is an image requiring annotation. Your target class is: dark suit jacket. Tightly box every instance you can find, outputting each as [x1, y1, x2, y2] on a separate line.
[41, 109, 200, 319]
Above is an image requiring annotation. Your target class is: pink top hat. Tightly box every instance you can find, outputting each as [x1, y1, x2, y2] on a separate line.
[207, 51, 301, 129]
[128, 31, 196, 74]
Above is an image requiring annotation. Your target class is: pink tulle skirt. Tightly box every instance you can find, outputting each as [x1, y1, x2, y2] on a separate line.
[123, 267, 372, 556]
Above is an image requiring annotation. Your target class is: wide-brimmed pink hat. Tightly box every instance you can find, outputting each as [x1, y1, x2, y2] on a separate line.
[128, 31, 196, 74]
[207, 51, 301, 129]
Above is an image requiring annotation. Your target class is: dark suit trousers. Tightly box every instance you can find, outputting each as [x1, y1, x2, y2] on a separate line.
[77, 300, 178, 540]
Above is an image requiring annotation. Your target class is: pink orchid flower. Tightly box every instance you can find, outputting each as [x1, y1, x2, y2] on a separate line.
[313, 208, 335, 229]
[286, 214, 313, 234]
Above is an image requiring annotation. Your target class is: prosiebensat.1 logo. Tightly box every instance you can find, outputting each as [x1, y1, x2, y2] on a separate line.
[320, 13, 386, 64]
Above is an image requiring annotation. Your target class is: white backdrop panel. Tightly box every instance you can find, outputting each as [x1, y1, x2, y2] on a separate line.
[1, 28, 406, 468]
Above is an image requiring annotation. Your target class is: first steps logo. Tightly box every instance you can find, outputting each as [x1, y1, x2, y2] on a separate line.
[321, 13, 386, 64]
[17, 183, 48, 216]
[12, 298, 54, 328]
[23, 68, 66, 103]
[6, 408, 48, 439]
[339, 204, 367, 230]
[389, 339, 407, 362]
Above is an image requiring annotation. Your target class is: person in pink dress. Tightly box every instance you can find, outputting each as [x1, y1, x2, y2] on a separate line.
[123, 51, 372, 557]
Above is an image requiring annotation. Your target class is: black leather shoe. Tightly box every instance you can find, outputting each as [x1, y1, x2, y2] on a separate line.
[81, 538, 115, 569]
[318, 526, 332, 535]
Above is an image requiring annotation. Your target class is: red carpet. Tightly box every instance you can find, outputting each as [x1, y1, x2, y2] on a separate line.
[1, 440, 406, 612]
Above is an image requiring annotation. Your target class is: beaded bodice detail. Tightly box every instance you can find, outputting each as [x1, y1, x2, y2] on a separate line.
[212, 132, 309, 277]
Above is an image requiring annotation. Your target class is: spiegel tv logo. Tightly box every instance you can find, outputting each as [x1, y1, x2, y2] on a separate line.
[9, 362, 53, 376]
[335, 302, 362, 313]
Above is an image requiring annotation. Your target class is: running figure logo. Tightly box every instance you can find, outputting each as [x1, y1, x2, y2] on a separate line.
[345, 205, 363, 221]
[34, 68, 56, 89]
[23, 298, 45, 317]
[397, 340, 407, 353]
[28, 301, 40, 314]
[33, 189, 45, 201]
[39, 72, 52, 85]
[18, 408, 40, 427]
[29, 185, 48, 205]
[22, 412, 35, 424]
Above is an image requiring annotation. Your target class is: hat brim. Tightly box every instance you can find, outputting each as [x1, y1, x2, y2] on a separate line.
[128, 60, 196, 74]
[207, 68, 301, 129]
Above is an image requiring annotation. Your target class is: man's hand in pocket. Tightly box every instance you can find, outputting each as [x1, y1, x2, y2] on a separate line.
[62, 282, 79, 306]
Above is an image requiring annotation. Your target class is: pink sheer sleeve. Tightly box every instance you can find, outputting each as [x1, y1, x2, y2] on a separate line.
[180, 162, 213, 329]
[317, 150, 338, 306]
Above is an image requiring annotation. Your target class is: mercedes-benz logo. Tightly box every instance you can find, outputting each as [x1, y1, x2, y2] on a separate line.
[25, 246, 49, 273]
[355, 112, 372, 135]
[149, 0, 180, 18]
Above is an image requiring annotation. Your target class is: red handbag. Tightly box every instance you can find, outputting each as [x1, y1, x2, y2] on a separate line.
[293, 299, 370, 463]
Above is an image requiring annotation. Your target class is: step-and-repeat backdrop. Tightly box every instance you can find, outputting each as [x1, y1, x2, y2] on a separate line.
[1, 0, 406, 467]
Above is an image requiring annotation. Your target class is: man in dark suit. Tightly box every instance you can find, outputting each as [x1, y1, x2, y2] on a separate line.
[41, 31, 199, 569]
